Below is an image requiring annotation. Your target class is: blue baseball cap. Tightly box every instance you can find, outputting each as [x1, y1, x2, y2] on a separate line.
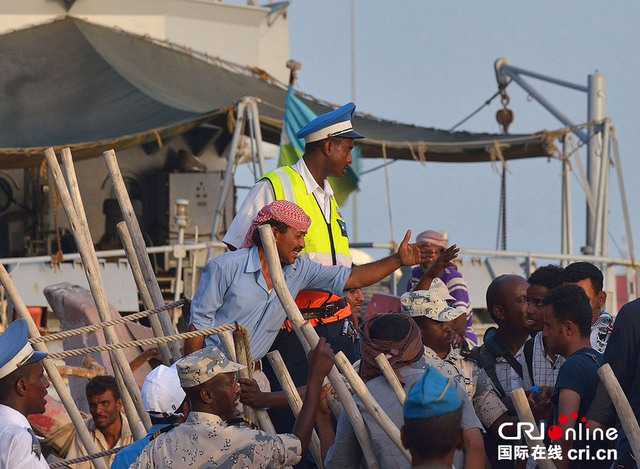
[0, 319, 48, 380]
[403, 367, 462, 420]
[295, 102, 365, 143]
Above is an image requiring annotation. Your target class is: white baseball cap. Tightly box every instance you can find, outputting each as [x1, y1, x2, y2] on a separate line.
[429, 278, 456, 302]
[141, 364, 187, 417]
[401, 290, 464, 322]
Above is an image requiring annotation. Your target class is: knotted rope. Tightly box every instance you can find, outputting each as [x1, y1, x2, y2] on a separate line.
[29, 299, 186, 344]
[45, 323, 242, 360]
[49, 446, 124, 468]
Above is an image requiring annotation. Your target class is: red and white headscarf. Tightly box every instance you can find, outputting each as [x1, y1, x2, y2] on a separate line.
[242, 200, 312, 248]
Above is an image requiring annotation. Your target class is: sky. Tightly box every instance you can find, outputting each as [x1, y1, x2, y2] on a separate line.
[238, 1, 640, 263]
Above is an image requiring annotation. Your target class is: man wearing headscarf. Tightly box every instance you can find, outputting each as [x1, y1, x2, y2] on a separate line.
[324, 313, 485, 469]
[185, 201, 421, 388]
[407, 230, 477, 347]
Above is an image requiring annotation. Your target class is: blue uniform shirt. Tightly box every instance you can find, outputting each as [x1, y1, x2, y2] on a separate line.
[190, 246, 351, 359]
[111, 424, 169, 469]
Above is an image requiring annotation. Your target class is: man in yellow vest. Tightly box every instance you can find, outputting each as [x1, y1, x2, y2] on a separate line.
[223, 101, 362, 267]
[223, 103, 365, 432]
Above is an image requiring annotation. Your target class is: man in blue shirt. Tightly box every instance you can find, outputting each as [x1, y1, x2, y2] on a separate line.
[541, 284, 609, 469]
[184, 200, 421, 361]
[111, 364, 188, 469]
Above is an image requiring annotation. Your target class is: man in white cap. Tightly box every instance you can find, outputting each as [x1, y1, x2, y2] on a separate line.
[223, 101, 364, 265]
[407, 230, 477, 347]
[401, 290, 513, 436]
[132, 339, 335, 468]
[0, 319, 50, 468]
[111, 365, 188, 469]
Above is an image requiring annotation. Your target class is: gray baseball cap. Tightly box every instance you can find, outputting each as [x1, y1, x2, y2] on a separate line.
[176, 346, 245, 388]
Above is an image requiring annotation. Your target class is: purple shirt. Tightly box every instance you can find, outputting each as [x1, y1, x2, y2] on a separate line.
[408, 266, 477, 345]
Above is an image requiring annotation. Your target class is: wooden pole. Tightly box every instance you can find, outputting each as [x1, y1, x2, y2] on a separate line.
[44, 148, 149, 439]
[510, 388, 556, 469]
[102, 149, 181, 362]
[267, 350, 324, 469]
[218, 330, 237, 362]
[375, 353, 406, 405]
[232, 329, 277, 434]
[0, 263, 110, 469]
[598, 363, 640, 463]
[333, 351, 411, 461]
[116, 222, 173, 365]
[58, 149, 151, 436]
[258, 225, 380, 469]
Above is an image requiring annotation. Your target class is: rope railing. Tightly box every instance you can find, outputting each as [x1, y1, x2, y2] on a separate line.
[30, 299, 187, 344]
[49, 445, 125, 468]
[45, 323, 240, 360]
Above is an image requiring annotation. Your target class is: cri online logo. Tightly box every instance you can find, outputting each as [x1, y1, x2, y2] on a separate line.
[498, 413, 618, 441]
[548, 413, 586, 440]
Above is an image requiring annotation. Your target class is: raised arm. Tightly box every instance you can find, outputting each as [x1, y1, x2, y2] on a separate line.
[292, 338, 335, 455]
[412, 244, 460, 291]
[344, 230, 421, 289]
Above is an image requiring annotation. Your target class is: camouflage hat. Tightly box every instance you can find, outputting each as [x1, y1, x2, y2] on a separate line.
[401, 290, 464, 322]
[176, 346, 245, 388]
[428, 278, 456, 302]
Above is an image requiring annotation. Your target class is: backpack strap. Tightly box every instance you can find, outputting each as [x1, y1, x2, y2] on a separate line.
[469, 346, 508, 399]
[524, 337, 535, 387]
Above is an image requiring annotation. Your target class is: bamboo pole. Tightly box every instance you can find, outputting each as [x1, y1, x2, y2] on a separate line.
[58, 148, 151, 436]
[375, 353, 406, 405]
[267, 350, 324, 469]
[116, 222, 165, 346]
[333, 351, 411, 461]
[258, 224, 380, 469]
[510, 388, 556, 469]
[598, 364, 640, 463]
[102, 149, 181, 362]
[0, 263, 109, 469]
[44, 148, 149, 439]
[232, 329, 277, 434]
[218, 330, 237, 362]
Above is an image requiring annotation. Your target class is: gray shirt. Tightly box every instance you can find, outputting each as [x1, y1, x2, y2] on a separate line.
[324, 366, 481, 469]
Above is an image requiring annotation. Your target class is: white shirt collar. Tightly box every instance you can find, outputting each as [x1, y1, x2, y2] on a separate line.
[0, 403, 31, 429]
[292, 158, 334, 198]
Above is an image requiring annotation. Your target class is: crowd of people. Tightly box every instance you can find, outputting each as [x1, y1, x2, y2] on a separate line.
[0, 102, 636, 469]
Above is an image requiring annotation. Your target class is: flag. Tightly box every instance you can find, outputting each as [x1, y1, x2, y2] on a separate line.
[278, 86, 361, 206]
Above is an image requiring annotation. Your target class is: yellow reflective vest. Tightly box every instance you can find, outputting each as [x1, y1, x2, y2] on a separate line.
[262, 166, 352, 267]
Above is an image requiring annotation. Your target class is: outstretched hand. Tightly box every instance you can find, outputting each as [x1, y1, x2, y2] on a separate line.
[397, 230, 421, 266]
[424, 244, 459, 278]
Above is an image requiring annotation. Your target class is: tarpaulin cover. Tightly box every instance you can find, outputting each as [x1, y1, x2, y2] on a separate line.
[0, 17, 554, 169]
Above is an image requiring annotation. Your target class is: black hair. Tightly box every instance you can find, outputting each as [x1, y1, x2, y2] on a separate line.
[304, 136, 349, 153]
[485, 274, 510, 322]
[251, 219, 289, 247]
[369, 314, 411, 342]
[562, 262, 603, 293]
[404, 407, 462, 459]
[528, 264, 564, 289]
[0, 363, 33, 403]
[541, 284, 592, 336]
[86, 375, 121, 401]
